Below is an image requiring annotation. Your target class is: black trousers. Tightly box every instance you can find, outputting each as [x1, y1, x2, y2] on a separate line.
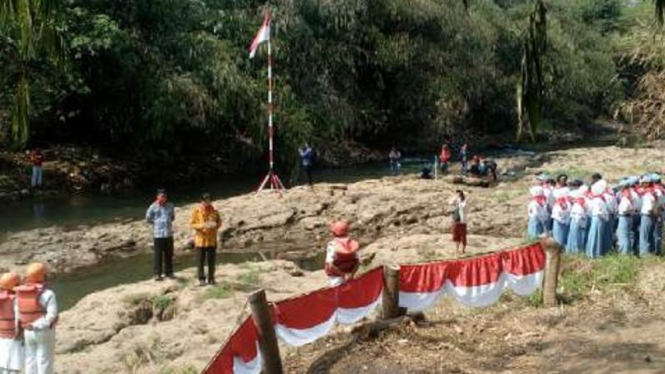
[197, 247, 217, 281]
[154, 237, 174, 276]
[303, 165, 313, 185]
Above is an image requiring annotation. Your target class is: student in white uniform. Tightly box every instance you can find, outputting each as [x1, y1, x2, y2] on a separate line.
[528, 186, 549, 239]
[586, 181, 610, 258]
[551, 188, 571, 248]
[0, 272, 23, 374]
[15, 263, 58, 374]
[616, 180, 636, 255]
[639, 175, 657, 256]
[566, 190, 588, 254]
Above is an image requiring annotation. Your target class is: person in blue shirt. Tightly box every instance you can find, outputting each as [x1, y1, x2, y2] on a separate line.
[146, 189, 176, 281]
[299, 143, 315, 186]
[459, 143, 468, 176]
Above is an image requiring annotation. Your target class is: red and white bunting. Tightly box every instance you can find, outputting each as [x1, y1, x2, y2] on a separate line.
[274, 267, 384, 346]
[399, 243, 545, 311]
[201, 317, 262, 374]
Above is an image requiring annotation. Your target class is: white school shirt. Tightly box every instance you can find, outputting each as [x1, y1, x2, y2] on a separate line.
[630, 189, 642, 211]
[448, 196, 468, 224]
[551, 203, 570, 225]
[570, 202, 588, 229]
[641, 192, 655, 216]
[590, 197, 609, 221]
[543, 187, 555, 209]
[603, 193, 618, 215]
[528, 200, 549, 222]
[617, 195, 635, 215]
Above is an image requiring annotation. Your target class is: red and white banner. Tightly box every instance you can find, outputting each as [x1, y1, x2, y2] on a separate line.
[274, 267, 384, 346]
[399, 243, 545, 311]
[202, 317, 262, 374]
[248, 12, 271, 58]
[202, 268, 384, 373]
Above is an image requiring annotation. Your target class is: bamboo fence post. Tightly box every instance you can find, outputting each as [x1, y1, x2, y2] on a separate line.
[248, 289, 283, 374]
[541, 238, 562, 308]
[382, 265, 401, 319]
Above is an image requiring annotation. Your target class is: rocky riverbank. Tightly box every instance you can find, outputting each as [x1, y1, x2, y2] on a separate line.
[5, 144, 665, 373]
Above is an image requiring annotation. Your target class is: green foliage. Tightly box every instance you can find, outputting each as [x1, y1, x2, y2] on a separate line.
[201, 282, 233, 300]
[152, 295, 174, 310]
[0, 0, 625, 164]
[559, 254, 639, 304]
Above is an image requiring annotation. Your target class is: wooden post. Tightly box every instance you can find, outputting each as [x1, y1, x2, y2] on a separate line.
[541, 238, 562, 308]
[382, 265, 401, 319]
[248, 289, 283, 374]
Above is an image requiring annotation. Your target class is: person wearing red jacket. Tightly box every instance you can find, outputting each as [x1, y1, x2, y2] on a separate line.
[324, 221, 361, 287]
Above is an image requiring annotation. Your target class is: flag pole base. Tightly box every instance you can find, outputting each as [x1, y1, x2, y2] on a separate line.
[256, 170, 285, 194]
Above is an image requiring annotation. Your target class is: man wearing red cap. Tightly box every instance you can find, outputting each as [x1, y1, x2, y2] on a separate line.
[325, 221, 361, 286]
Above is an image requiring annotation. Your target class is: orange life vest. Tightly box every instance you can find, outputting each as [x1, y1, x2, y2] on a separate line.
[15, 284, 45, 326]
[0, 291, 17, 339]
[326, 238, 360, 276]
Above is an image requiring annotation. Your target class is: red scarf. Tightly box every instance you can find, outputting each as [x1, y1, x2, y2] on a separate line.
[555, 197, 568, 210]
[534, 196, 547, 207]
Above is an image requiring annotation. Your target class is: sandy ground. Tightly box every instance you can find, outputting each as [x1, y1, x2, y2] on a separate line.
[9, 144, 665, 373]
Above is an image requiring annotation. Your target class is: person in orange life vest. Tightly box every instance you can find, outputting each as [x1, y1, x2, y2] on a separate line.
[190, 193, 222, 286]
[325, 221, 361, 287]
[0, 272, 23, 374]
[15, 263, 58, 374]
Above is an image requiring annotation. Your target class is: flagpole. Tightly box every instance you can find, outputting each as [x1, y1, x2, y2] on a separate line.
[256, 10, 284, 194]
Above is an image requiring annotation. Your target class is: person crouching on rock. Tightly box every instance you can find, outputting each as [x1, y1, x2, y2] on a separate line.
[0, 272, 23, 374]
[325, 221, 361, 287]
[191, 193, 222, 286]
[15, 263, 58, 374]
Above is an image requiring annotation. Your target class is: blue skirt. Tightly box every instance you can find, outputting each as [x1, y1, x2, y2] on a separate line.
[528, 216, 545, 239]
[604, 214, 615, 251]
[586, 216, 607, 258]
[639, 215, 655, 256]
[632, 214, 641, 252]
[616, 215, 633, 255]
[552, 221, 569, 248]
[566, 221, 586, 255]
[654, 217, 663, 255]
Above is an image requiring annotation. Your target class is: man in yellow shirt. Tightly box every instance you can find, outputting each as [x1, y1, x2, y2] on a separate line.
[190, 193, 222, 286]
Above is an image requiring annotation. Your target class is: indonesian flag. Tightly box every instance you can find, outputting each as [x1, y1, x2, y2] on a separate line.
[249, 12, 271, 58]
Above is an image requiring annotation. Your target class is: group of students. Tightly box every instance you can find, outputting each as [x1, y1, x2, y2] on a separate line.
[0, 263, 58, 374]
[527, 173, 665, 257]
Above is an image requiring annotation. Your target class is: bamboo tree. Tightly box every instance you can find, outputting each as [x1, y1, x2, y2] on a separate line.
[516, 0, 547, 142]
[0, 0, 63, 147]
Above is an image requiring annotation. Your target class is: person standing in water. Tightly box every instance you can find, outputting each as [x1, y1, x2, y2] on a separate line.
[0, 272, 23, 374]
[190, 193, 222, 286]
[324, 221, 361, 287]
[15, 263, 58, 374]
[29, 149, 44, 189]
[299, 143, 315, 187]
[146, 189, 176, 281]
[388, 147, 401, 175]
[449, 190, 468, 254]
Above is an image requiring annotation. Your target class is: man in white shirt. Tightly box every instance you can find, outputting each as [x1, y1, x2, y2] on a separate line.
[639, 176, 656, 256]
[15, 263, 58, 374]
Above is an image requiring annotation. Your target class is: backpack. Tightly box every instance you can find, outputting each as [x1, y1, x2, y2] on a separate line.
[452, 206, 461, 222]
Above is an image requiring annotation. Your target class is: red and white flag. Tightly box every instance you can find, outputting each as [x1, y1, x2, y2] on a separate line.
[248, 12, 271, 58]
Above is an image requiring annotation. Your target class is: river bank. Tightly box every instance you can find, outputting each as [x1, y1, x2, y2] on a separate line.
[5, 143, 665, 373]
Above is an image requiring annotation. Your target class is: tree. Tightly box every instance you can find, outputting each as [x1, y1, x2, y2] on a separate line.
[0, 0, 64, 147]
